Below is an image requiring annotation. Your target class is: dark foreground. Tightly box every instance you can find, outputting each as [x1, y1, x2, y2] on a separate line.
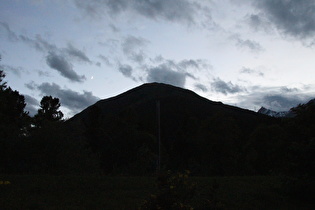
[0, 175, 313, 209]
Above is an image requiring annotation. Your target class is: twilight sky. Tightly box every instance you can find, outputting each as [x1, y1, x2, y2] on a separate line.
[1, 0, 315, 117]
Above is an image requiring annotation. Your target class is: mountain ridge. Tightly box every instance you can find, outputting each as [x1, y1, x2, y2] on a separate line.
[65, 82, 282, 175]
[257, 98, 315, 118]
[257, 106, 291, 118]
[70, 82, 268, 123]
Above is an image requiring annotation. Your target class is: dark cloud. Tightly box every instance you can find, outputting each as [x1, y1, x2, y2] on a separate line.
[25, 81, 37, 90]
[99, 54, 112, 66]
[232, 35, 264, 52]
[263, 95, 304, 111]
[151, 55, 164, 63]
[247, 13, 273, 33]
[0, 22, 19, 41]
[24, 94, 39, 116]
[0, 25, 92, 82]
[24, 94, 39, 106]
[240, 67, 264, 77]
[152, 56, 212, 71]
[46, 52, 86, 83]
[19, 34, 92, 64]
[74, 0, 200, 25]
[248, 14, 263, 28]
[179, 59, 199, 69]
[64, 44, 91, 63]
[195, 83, 208, 92]
[19, 34, 57, 52]
[132, 0, 198, 24]
[237, 39, 263, 52]
[74, 0, 127, 18]
[144, 57, 211, 88]
[252, 0, 315, 39]
[147, 64, 186, 88]
[1, 25, 92, 81]
[129, 53, 146, 64]
[98, 39, 120, 51]
[118, 63, 133, 78]
[37, 82, 100, 113]
[109, 24, 120, 32]
[19, 34, 93, 64]
[236, 86, 314, 111]
[281, 87, 298, 93]
[0, 64, 25, 77]
[185, 72, 197, 80]
[119, 57, 212, 87]
[122, 36, 149, 64]
[38, 70, 51, 77]
[211, 78, 245, 95]
[178, 59, 211, 70]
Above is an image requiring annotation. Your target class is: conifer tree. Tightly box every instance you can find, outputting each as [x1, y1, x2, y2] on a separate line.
[34, 96, 63, 127]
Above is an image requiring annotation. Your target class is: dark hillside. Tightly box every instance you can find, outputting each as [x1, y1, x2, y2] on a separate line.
[70, 83, 273, 132]
[67, 83, 278, 175]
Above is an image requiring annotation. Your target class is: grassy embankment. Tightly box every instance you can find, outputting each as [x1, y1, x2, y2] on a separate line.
[0, 175, 312, 209]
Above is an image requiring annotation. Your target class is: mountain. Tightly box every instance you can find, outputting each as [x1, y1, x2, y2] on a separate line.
[67, 83, 277, 175]
[305, 98, 315, 106]
[257, 107, 291, 118]
[70, 82, 272, 127]
[69, 83, 274, 141]
[258, 98, 315, 118]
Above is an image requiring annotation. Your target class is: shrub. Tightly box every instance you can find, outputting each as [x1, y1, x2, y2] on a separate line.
[139, 170, 196, 210]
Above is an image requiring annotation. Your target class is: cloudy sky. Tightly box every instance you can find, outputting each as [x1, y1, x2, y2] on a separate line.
[1, 0, 315, 117]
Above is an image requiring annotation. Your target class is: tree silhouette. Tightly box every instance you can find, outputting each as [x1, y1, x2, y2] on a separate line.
[34, 96, 63, 127]
[0, 69, 30, 173]
[0, 70, 29, 136]
[0, 55, 5, 90]
[0, 70, 7, 91]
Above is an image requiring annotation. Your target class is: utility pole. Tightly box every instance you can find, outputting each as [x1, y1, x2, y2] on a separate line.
[156, 100, 161, 172]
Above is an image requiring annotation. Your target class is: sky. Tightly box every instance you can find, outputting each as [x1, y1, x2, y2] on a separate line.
[1, 0, 315, 117]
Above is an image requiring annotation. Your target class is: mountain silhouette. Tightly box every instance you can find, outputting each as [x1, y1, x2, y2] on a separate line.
[70, 82, 271, 127]
[67, 83, 277, 175]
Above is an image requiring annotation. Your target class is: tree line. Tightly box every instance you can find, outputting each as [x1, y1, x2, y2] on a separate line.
[0, 68, 100, 174]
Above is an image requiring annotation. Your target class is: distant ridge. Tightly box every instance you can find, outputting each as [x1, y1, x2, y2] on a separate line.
[257, 98, 315, 118]
[257, 106, 290, 118]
